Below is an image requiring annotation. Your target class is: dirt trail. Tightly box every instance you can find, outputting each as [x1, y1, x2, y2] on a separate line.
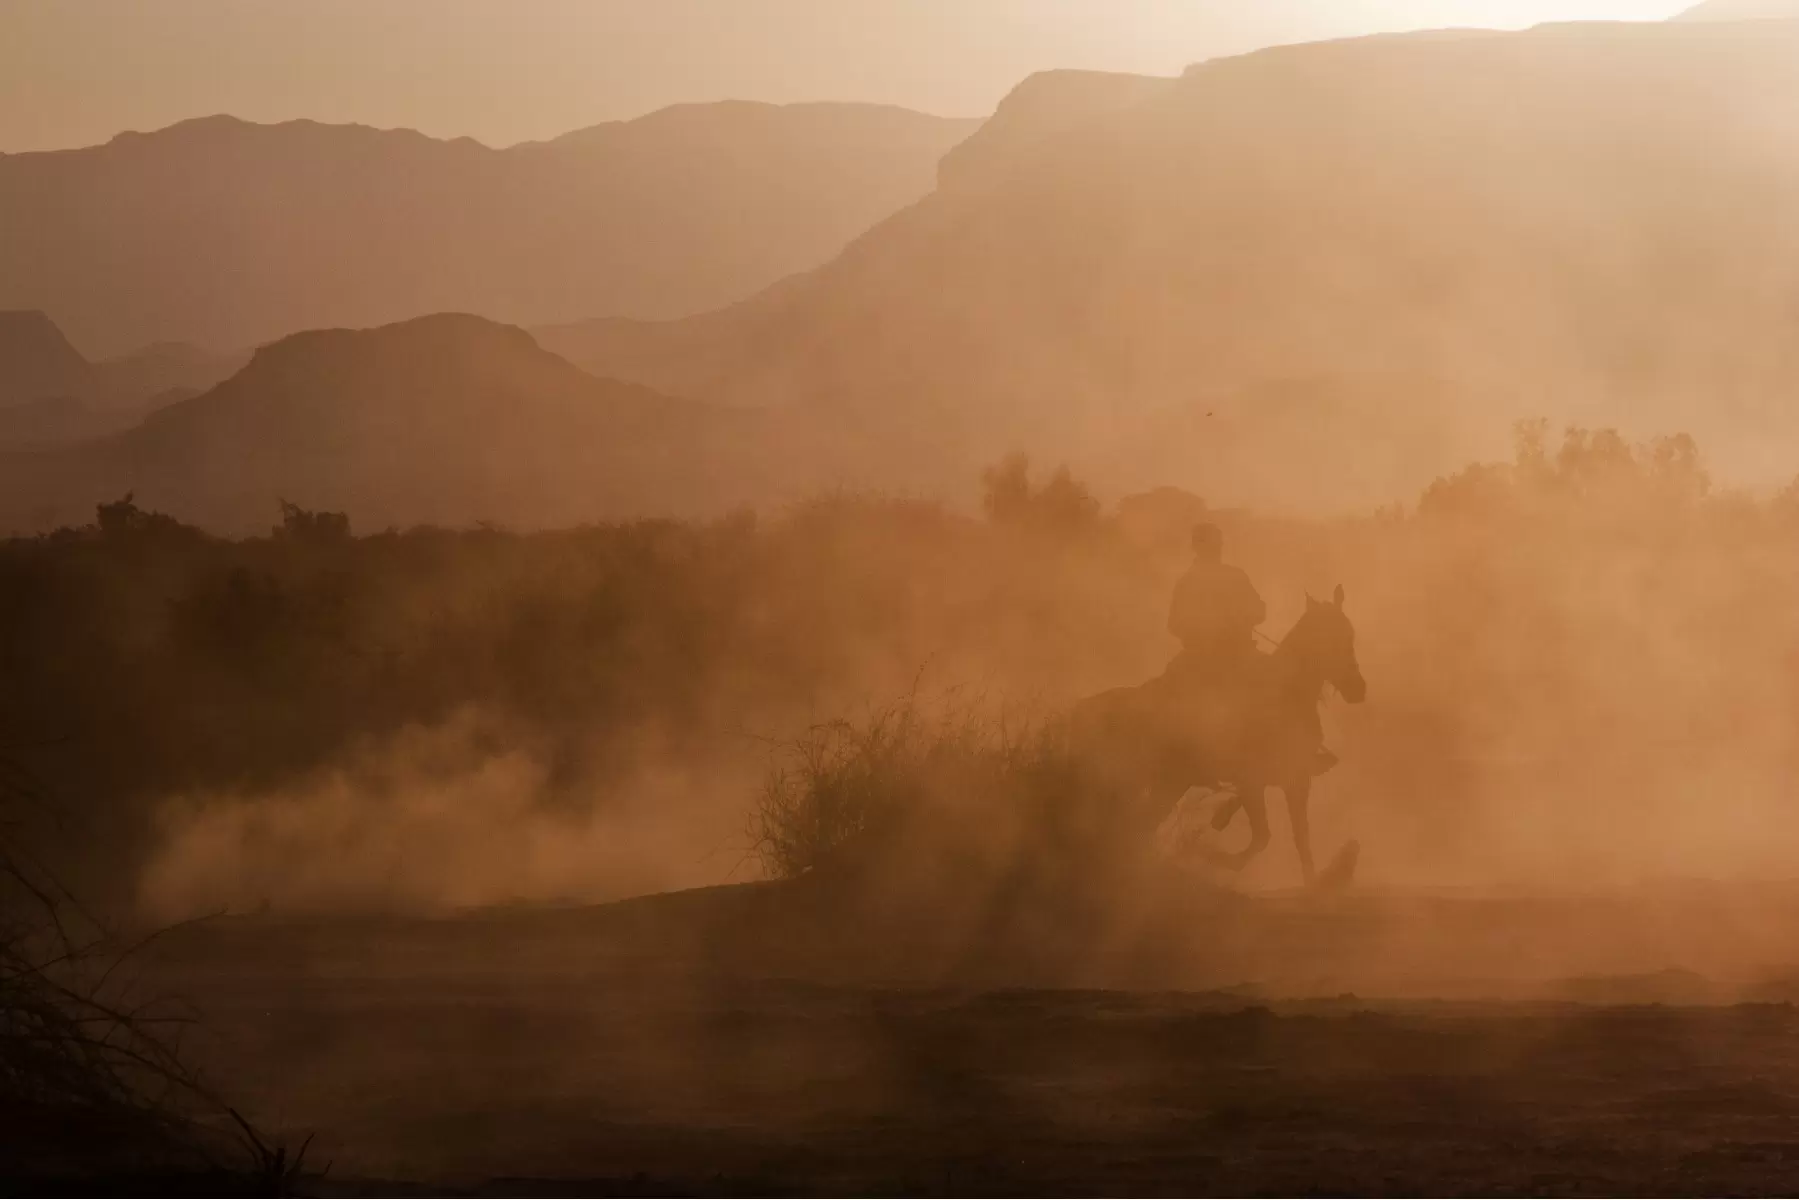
[137, 881, 1799, 1193]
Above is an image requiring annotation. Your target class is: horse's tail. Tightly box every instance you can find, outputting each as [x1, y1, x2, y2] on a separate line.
[1065, 685, 1138, 747]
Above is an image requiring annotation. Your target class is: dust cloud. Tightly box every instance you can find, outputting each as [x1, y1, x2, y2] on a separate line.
[136, 711, 751, 921]
[15, 11, 1799, 1192]
[107, 422, 1799, 973]
[0, 18, 1796, 1005]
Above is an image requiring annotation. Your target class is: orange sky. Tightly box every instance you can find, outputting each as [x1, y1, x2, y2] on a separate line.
[1, 1, 1687, 152]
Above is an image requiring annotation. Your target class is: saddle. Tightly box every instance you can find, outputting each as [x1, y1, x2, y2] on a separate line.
[1159, 643, 1269, 711]
[1155, 644, 1335, 778]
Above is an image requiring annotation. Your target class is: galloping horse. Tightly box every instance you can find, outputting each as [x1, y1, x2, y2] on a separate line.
[1066, 585, 1366, 885]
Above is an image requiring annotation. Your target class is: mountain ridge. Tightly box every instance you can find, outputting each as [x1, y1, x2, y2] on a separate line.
[0, 309, 92, 405]
[541, 19, 1799, 511]
[34, 99, 970, 159]
[1674, 1, 1799, 20]
[0, 103, 979, 355]
[0, 313, 782, 534]
[0, 310, 243, 449]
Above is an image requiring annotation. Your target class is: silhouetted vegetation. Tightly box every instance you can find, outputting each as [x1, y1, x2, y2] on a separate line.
[750, 699, 1078, 879]
[273, 500, 351, 545]
[7, 426, 1799, 912]
[0, 478, 1163, 909]
[1419, 421, 1711, 518]
[981, 453, 1103, 536]
[0, 750, 306, 1186]
[747, 695, 1144, 951]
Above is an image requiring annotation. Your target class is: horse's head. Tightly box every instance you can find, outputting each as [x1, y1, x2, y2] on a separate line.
[1297, 584, 1366, 704]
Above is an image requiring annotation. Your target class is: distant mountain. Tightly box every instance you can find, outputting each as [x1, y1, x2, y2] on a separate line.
[1675, 1, 1799, 19]
[0, 310, 91, 406]
[543, 22, 1799, 510]
[0, 104, 979, 356]
[88, 341, 248, 410]
[0, 314, 782, 534]
[0, 310, 242, 449]
[935, 70, 1175, 195]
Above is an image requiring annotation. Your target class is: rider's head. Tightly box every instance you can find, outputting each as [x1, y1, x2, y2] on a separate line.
[1192, 523, 1223, 563]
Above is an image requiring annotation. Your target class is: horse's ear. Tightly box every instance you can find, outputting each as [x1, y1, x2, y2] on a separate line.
[1333, 583, 1345, 607]
[1304, 590, 1317, 609]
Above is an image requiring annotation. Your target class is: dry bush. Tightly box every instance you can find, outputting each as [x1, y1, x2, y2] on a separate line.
[0, 753, 306, 1186]
[748, 695, 1111, 898]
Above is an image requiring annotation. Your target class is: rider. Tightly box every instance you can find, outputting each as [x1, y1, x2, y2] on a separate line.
[1167, 522, 1338, 775]
[1167, 523, 1265, 684]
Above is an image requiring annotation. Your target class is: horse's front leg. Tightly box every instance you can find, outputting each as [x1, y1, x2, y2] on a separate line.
[1222, 781, 1269, 871]
[1283, 774, 1316, 887]
[1185, 780, 1267, 872]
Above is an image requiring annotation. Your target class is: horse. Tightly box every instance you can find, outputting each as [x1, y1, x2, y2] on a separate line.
[1065, 584, 1366, 886]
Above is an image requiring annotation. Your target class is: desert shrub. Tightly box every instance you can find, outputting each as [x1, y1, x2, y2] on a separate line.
[981, 453, 1102, 536]
[749, 705, 927, 880]
[95, 493, 207, 545]
[749, 696, 1103, 895]
[1418, 421, 1712, 519]
[1, 820, 200, 1175]
[273, 500, 350, 544]
[0, 755, 304, 1184]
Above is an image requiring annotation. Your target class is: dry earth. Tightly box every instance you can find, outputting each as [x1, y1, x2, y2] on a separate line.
[120, 877, 1799, 1194]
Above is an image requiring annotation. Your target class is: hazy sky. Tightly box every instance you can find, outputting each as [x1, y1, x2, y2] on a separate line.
[2, 0, 1689, 152]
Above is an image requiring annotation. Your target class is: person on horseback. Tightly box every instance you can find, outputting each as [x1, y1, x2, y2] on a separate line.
[1167, 523, 1265, 685]
[1165, 523, 1339, 776]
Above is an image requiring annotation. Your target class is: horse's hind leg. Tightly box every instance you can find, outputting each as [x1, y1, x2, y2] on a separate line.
[1283, 776, 1317, 887]
[1236, 785, 1271, 869]
[1210, 790, 1243, 832]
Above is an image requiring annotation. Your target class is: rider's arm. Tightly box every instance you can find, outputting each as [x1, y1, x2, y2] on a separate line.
[1237, 571, 1267, 628]
[1168, 577, 1191, 641]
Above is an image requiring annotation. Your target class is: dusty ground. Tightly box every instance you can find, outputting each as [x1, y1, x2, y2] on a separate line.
[132, 879, 1799, 1195]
